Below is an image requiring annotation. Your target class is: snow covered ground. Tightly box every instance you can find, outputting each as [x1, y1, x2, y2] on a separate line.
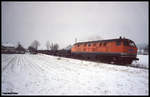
[2, 54, 149, 95]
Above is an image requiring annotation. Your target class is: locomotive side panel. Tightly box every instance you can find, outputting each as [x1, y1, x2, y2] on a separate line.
[71, 41, 124, 53]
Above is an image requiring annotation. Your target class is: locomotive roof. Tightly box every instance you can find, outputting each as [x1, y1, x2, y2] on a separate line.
[74, 38, 133, 45]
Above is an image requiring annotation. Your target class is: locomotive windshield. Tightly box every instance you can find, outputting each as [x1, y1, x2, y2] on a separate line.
[123, 40, 136, 47]
[129, 42, 136, 47]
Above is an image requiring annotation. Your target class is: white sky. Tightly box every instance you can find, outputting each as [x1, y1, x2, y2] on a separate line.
[2, 2, 149, 49]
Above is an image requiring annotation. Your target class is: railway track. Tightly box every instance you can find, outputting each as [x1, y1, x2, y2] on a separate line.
[41, 52, 147, 70]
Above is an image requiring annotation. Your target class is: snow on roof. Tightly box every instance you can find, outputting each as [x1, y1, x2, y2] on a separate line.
[2, 43, 16, 47]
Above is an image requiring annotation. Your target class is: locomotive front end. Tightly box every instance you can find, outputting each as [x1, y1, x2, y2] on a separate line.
[121, 39, 139, 62]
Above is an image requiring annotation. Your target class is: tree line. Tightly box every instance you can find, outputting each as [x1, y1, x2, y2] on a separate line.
[138, 44, 149, 55]
[15, 40, 59, 53]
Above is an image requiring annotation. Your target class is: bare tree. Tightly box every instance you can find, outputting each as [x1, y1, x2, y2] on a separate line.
[53, 43, 59, 50]
[50, 43, 53, 50]
[50, 43, 59, 50]
[144, 44, 149, 55]
[30, 40, 40, 50]
[46, 41, 51, 50]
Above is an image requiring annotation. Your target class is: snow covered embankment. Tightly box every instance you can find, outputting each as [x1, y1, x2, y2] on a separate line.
[2, 54, 149, 95]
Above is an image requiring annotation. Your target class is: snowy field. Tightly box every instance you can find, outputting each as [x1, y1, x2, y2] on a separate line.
[2, 54, 149, 95]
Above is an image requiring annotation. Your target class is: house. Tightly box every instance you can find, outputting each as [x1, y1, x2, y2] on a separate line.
[1, 43, 16, 54]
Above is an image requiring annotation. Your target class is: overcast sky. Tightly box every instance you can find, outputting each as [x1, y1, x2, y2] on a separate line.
[2, 2, 148, 49]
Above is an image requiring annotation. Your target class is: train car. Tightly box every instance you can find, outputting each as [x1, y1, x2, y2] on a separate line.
[71, 37, 139, 64]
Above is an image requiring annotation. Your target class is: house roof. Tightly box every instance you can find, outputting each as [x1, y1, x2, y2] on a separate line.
[2, 43, 15, 47]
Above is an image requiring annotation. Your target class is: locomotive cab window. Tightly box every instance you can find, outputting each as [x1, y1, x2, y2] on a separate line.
[99, 43, 102, 46]
[103, 42, 107, 46]
[88, 43, 91, 47]
[123, 41, 136, 47]
[123, 41, 128, 46]
[129, 42, 136, 47]
[116, 41, 121, 46]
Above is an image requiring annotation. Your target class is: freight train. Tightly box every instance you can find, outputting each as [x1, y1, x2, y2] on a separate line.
[71, 37, 139, 64]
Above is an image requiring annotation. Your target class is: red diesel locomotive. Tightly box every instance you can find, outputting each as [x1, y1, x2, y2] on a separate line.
[71, 37, 139, 64]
